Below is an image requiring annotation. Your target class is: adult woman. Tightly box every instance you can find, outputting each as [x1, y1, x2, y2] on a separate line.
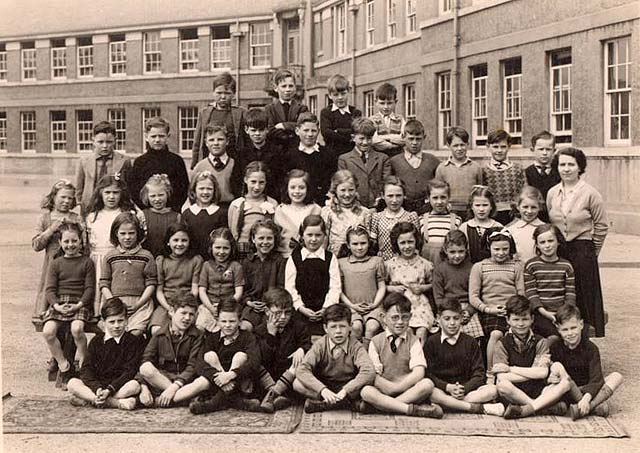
[546, 148, 608, 337]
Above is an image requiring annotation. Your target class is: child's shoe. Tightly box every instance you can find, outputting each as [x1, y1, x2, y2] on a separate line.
[409, 403, 444, 419]
[354, 400, 377, 414]
[503, 404, 523, 419]
[69, 396, 89, 407]
[273, 395, 292, 411]
[230, 396, 262, 412]
[259, 389, 277, 413]
[189, 392, 226, 415]
[591, 402, 610, 418]
[538, 401, 568, 417]
[304, 398, 330, 413]
[58, 364, 76, 391]
[482, 402, 505, 417]
[47, 358, 58, 382]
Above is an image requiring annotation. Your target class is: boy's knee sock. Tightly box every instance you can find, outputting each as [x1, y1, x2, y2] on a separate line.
[258, 367, 276, 390]
[590, 385, 613, 409]
[567, 379, 583, 402]
[271, 369, 295, 395]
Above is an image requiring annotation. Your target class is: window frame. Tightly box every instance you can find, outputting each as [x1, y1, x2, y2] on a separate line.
[406, 0, 417, 34]
[604, 36, 632, 146]
[364, 90, 375, 117]
[143, 31, 162, 74]
[471, 65, 488, 147]
[51, 42, 67, 80]
[404, 83, 416, 120]
[439, 0, 452, 14]
[109, 36, 127, 77]
[50, 110, 67, 153]
[503, 58, 523, 145]
[387, 0, 398, 40]
[308, 95, 318, 115]
[0, 46, 6, 81]
[211, 25, 231, 70]
[366, 1, 375, 48]
[21, 111, 37, 152]
[0, 112, 8, 151]
[108, 109, 127, 151]
[22, 46, 37, 81]
[179, 106, 199, 154]
[77, 39, 94, 78]
[438, 72, 452, 149]
[334, 2, 347, 57]
[250, 22, 272, 68]
[76, 110, 94, 153]
[549, 49, 572, 145]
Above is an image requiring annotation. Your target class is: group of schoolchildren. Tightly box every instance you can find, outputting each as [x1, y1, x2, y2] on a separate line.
[32, 69, 622, 421]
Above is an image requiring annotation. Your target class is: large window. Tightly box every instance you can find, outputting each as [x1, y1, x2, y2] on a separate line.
[108, 109, 126, 151]
[51, 39, 67, 79]
[250, 23, 272, 68]
[21, 111, 36, 152]
[22, 42, 36, 81]
[605, 37, 631, 145]
[179, 28, 198, 72]
[77, 37, 93, 77]
[314, 12, 323, 56]
[211, 26, 231, 69]
[503, 57, 522, 145]
[387, 0, 397, 40]
[179, 107, 198, 153]
[0, 44, 6, 81]
[404, 83, 416, 120]
[440, 0, 452, 14]
[308, 95, 318, 115]
[76, 110, 93, 152]
[406, 0, 417, 33]
[50, 111, 67, 152]
[0, 112, 7, 151]
[144, 31, 161, 74]
[438, 72, 452, 149]
[109, 34, 126, 76]
[364, 90, 375, 117]
[550, 49, 572, 144]
[141, 107, 161, 149]
[366, 1, 375, 47]
[472, 64, 488, 147]
[334, 2, 347, 56]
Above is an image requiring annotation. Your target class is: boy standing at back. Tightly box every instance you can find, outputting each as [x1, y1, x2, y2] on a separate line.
[370, 83, 405, 157]
[525, 131, 560, 223]
[265, 69, 308, 150]
[321, 74, 362, 156]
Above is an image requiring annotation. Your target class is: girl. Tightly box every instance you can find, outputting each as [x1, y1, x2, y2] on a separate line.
[149, 222, 203, 335]
[525, 224, 576, 338]
[197, 228, 244, 333]
[384, 221, 435, 344]
[321, 170, 372, 254]
[284, 214, 341, 336]
[420, 179, 462, 265]
[182, 171, 227, 260]
[505, 185, 545, 263]
[274, 169, 322, 258]
[43, 222, 95, 380]
[139, 174, 180, 257]
[370, 176, 420, 261]
[33, 179, 85, 329]
[100, 212, 157, 336]
[338, 225, 386, 350]
[240, 219, 286, 331]
[432, 231, 484, 342]
[469, 228, 525, 383]
[460, 186, 502, 263]
[228, 161, 278, 259]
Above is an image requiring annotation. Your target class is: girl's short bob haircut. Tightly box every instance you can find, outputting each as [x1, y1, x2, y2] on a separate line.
[140, 173, 173, 208]
[249, 218, 282, 255]
[41, 179, 78, 211]
[483, 227, 517, 257]
[467, 185, 497, 219]
[298, 214, 326, 247]
[188, 171, 221, 205]
[109, 211, 145, 247]
[532, 223, 566, 256]
[208, 227, 238, 261]
[161, 221, 194, 257]
[389, 221, 423, 256]
[282, 169, 315, 205]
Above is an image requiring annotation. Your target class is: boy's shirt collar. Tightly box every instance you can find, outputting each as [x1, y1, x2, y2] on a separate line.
[104, 332, 125, 344]
[208, 153, 229, 165]
[488, 158, 513, 171]
[444, 156, 472, 167]
[507, 328, 536, 351]
[440, 331, 461, 345]
[279, 99, 292, 105]
[534, 163, 552, 175]
[328, 337, 349, 355]
[221, 329, 240, 345]
[331, 104, 351, 115]
[94, 151, 114, 161]
[384, 328, 408, 343]
[404, 150, 422, 168]
[298, 143, 320, 155]
[301, 247, 326, 261]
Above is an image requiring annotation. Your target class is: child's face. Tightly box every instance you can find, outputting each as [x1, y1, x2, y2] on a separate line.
[336, 181, 357, 207]
[329, 89, 349, 108]
[245, 171, 267, 199]
[471, 196, 491, 221]
[102, 184, 122, 210]
[445, 243, 467, 265]
[518, 197, 540, 223]
[296, 121, 319, 147]
[438, 309, 462, 337]
[556, 316, 584, 349]
[376, 97, 396, 116]
[252, 226, 275, 256]
[404, 132, 424, 155]
[145, 127, 169, 151]
[324, 319, 351, 345]
[384, 305, 411, 336]
[287, 177, 308, 205]
[506, 312, 534, 338]
[218, 310, 241, 337]
[104, 313, 127, 338]
[244, 126, 268, 146]
[54, 188, 75, 213]
[347, 233, 369, 259]
[211, 237, 232, 263]
[428, 187, 449, 214]
[266, 304, 293, 330]
[397, 232, 417, 259]
[275, 76, 296, 102]
[448, 136, 468, 162]
[147, 185, 168, 210]
[488, 139, 510, 162]
[93, 132, 115, 157]
[532, 138, 555, 166]
[60, 230, 81, 257]
[117, 222, 138, 250]
[353, 133, 373, 155]
[195, 179, 215, 206]
[170, 305, 197, 332]
[383, 184, 404, 212]
[212, 85, 234, 109]
[205, 131, 228, 156]
[489, 240, 511, 263]
[302, 225, 325, 253]
[168, 231, 190, 257]
[558, 154, 580, 183]
[536, 230, 559, 260]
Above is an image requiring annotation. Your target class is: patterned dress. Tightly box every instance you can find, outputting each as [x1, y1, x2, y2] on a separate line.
[370, 208, 420, 261]
[385, 255, 435, 329]
[321, 205, 372, 255]
[273, 203, 322, 258]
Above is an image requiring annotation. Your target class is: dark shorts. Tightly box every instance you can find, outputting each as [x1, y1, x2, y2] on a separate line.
[515, 380, 546, 400]
[241, 306, 265, 328]
[533, 313, 559, 338]
[480, 313, 509, 334]
[145, 369, 180, 396]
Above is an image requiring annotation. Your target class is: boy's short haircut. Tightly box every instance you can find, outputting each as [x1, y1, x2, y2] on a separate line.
[506, 295, 533, 317]
[555, 303, 582, 325]
[487, 128, 512, 145]
[273, 68, 296, 86]
[218, 298, 241, 317]
[263, 287, 293, 310]
[530, 130, 555, 149]
[404, 119, 425, 137]
[205, 123, 229, 137]
[245, 108, 269, 130]
[352, 117, 376, 137]
[212, 72, 236, 93]
[382, 292, 412, 313]
[375, 82, 397, 101]
[327, 74, 350, 93]
[144, 116, 170, 134]
[445, 126, 470, 145]
[93, 121, 116, 137]
[296, 112, 319, 126]
[173, 292, 199, 311]
[101, 297, 128, 319]
[426, 178, 450, 197]
[438, 298, 462, 314]
[323, 303, 352, 324]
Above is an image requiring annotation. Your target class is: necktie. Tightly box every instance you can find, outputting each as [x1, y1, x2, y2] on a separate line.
[333, 346, 345, 360]
[282, 102, 290, 121]
[213, 157, 224, 171]
[361, 152, 367, 165]
[97, 156, 109, 184]
[535, 165, 550, 176]
[390, 335, 399, 353]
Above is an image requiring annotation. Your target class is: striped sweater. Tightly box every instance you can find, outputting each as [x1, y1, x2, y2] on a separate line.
[469, 258, 525, 312]
[524, 256, 576, 312]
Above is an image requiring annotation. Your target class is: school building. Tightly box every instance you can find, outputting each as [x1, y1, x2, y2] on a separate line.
[0, 0, 638, 233]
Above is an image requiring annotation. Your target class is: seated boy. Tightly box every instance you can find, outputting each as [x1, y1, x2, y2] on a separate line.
[67, 298, 144, 410]
[369, 82, 405, 157]
[320, 74, 362, 156]
[494, 295, 571, 419]
[360, 293, 443, 418]
[550, 303, 623, 420]
[138, 294, 203, 407]
[180, 299, 261, 414]
[265, 69, 308, 150]
[254, 288, 311, 412]
[424, 298, 503, 415]
[294, 304, 375, 413]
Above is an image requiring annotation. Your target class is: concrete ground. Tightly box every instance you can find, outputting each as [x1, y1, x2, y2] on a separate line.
[1, 175, 639, 452]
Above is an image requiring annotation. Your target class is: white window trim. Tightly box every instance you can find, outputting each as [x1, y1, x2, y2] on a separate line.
[50, 112, 67, 153]
[250, 23, 272, 69]
[439, 0, 453, 15]
[179, 106, 199, 154]
[387, 0, 397, 41]
[549, 53, 572, 145]
[211, 28, 231, 70]
[0, 113, 7, 152]
[108, 109, 127, 151]
[472, 71, 488, 147]
[77, 111, 94, 153]
[503, 71, 523, 145]
[109, 40, 127, 77]
[143, 31, 162, 74]
[0, 50, 7, 82]
[366, 1, 375, 48]
[364, 90, 375, 117]
[334, 3, 347, 57]
[604, 37, 632, 147]
[77, 44, 94, 78]
[22, 48, 37, 81]
[180, 38, 199, 72]
[406, 0, 417, 34]
[51, 46, 67, 80]
[438, 72, 452, 149]
[404, 83, 416, 120]
[21, 111, 37, 153]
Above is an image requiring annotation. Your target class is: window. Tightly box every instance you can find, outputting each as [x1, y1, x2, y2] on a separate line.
[387, 0, 397, 40]
[406, 0, 417, 33]
[50, 111, 67, 152]
[109, 34, 126, 76]
[366, 1, 375, 47]
[141, 107, 161, 149]
[503, 58, 522, 145]
[250, 22, 272, 68]
[605, 37, 631, 145]
[21, 111, 36, 152]
[440, 0, 452, 14]
[404, 83, 416, 119]
[549, 49, 572, 144]
[108, 109, 126, 151]
[77, 37, 93, 77]
[22, 42, 36, 81]
[178, 28, 198, 72]
[211, 26, 231, 69]
[76, 110, 93, 152]
[438, 72, 452, 149]
[334, 3, 347, 56]
[51, 39, 66, 79]
[144, 31, 161, 73]
[286, 19, 300, 65]
[314, 13, 323, 56]
[364, 90, 375, 117]
[0, 44, 7, 81]
[179, 107, 198, 152]
[472, 64, 488, 147]
[0, 112, 7, 151]
[308, 95, 318, 115]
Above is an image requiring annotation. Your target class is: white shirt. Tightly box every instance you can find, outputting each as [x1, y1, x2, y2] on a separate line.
[440, 331, 461, 345]
[558, 180, 585, 216]
[284, 246, 341, 310]
[331, 104, 351, 115]
[404, 150, 423, 169]
[368, 329, 427, 371]
[208, 153, 229, 166]
[104, 332, 125, 344]
[298, 143, 320, 155]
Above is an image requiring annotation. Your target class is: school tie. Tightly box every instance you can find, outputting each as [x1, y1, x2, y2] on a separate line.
[213, 157, 224, 171]
[535, 164, 551, 176]
[333, 346, 345, 360]
[282, 102, 290, 121]
[360, 152, 367, 165]
[390, 335, 399, 353]
[96, 156, 109, 184]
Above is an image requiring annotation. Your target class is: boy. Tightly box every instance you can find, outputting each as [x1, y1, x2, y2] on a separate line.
[128, 117, 189, 211]
[483, 129, 525, 225]
[181, 299, 261, 414]
[360, 293, 443, 418]
[191, 72, 248, 168]
[75, 121, 132, 214]
[525, 131, 560, 222]
[434, 127, 483, 219]
[67, 298, 144, 410]
[370, 82, 405, 157]
[138, 294, 203, 408]
[424, 298, 504, 415]
[265, 69, 308, 149]
[320, 74, 363, 156]
[254, 288, 311, 412]
[337, 117, 392, 208]
[550, 303, 623, 420]
[294, 304, 375, 413]
[389, 120, 441, 214]
[282, 113, 337, 205]
[494, 295, 571, 419]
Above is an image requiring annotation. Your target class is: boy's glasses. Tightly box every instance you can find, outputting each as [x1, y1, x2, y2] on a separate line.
[388, 313, 412, 322]
[269, 309, 293, 318]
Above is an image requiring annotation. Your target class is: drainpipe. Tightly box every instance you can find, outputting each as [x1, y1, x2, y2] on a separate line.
[235, 18, 241, 98]
[452, 0, 460, 126]
[349, 1, 360, 96]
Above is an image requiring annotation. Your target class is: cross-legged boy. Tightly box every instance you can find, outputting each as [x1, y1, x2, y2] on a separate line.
[67, 298, 144, 410]
[265, 69, 308, 150]
[494, 295, 571, 419]
[369, 82, 405, 157]
[424, 298, 504, 416]
[254, 288, 311, 412]
[550, 303, 623, 420]
[360, 293, 443, 418]
[320, 74, 362, 156]
[294, 304, 375, 413]
[137, 294, 203, 408]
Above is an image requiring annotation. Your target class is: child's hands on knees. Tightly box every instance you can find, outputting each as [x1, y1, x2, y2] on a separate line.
[156, 383, 179, 407]
[577, 395, 591, 416]
[288, 348, 305, 369]
[446, 383, 465, 400]
[491, 363, 510, 375]
[247, 300, 265, 312]
[320, 388, 340, 404]
[213, 371, 236, 388]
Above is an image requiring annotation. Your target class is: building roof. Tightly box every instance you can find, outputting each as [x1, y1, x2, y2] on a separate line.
[0, 0, 303, 40]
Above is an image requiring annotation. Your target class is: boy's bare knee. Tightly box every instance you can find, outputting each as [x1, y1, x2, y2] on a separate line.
[490, 330, 503, 341]
[139, 361, 156, 378]
[70, 324, 84, 338]
[496, 380, 512, 395]
[360, 385, 376, 400]
[66, 378, 82, 391]
[292, 378, 304, 393]
[232, 352, 248, 364]
[204, 351, 219, 362]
